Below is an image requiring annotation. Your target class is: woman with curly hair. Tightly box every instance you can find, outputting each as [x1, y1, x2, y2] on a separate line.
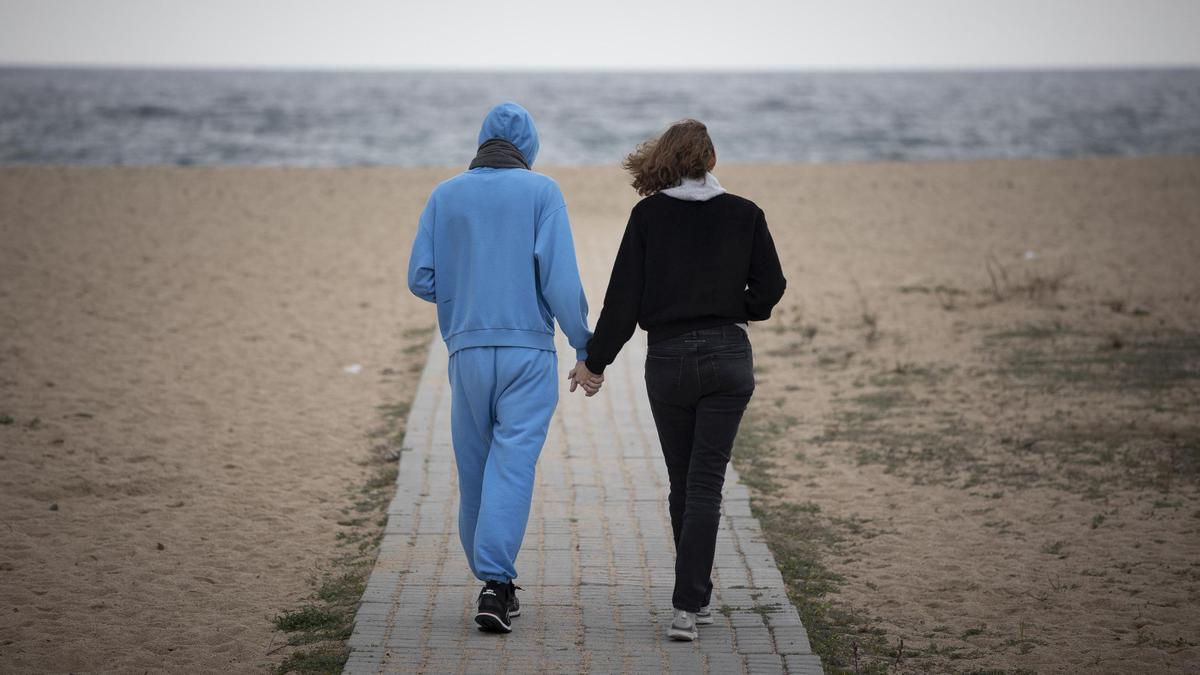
[579, 119, 787, 641]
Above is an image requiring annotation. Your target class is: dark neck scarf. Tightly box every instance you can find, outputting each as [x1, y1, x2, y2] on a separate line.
[469, 138, 529, 170]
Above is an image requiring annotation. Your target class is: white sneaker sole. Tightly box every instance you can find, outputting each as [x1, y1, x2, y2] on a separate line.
[474, 611, 512, 633]
[667, 627, 698, 641]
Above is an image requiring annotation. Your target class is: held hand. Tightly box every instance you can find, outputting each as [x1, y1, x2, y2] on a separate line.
[567, 361, 603, 396]
[567, 361, 604, 397]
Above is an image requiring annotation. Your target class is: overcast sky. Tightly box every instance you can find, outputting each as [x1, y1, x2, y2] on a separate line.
[1, 0, 1198, 70]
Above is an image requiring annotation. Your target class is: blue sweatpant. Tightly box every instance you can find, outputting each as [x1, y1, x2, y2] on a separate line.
[448, 346, 558, 582]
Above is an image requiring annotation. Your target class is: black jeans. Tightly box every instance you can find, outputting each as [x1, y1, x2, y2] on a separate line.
[644, 324, 755, 612]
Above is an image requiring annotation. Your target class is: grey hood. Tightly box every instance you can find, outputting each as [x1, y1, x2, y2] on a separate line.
[661, 172, 727, 201]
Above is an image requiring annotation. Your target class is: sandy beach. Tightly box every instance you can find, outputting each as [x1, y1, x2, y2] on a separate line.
[727, 157, 1200, 673]
[2, 157, 1198, 672]
[0, 167, 450, 671]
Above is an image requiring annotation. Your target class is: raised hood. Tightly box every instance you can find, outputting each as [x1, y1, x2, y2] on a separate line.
[477, 101, 540, 167]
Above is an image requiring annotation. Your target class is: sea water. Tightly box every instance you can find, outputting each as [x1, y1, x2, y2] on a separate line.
[1, 68, 1197, 166]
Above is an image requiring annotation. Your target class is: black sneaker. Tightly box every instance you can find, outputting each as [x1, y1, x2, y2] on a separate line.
[475, 581, 512, 633]
[507, 582, 522, 618]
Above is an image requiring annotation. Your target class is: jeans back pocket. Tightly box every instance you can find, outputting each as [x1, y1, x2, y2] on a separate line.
[645, 354, 686, 401]
[710, 347, 754, 394]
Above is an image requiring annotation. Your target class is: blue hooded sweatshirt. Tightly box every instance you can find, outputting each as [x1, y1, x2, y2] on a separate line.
[407, 102, 592, 361]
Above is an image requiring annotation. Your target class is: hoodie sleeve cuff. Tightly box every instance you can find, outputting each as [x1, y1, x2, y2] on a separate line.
[584, 357, 607, 375]
[575, 347, 589, 363]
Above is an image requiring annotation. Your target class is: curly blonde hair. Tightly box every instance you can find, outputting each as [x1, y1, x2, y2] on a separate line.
[622, 119, 715, 197]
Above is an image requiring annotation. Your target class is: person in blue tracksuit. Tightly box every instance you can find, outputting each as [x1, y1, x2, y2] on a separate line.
[407, 102, 602, 634]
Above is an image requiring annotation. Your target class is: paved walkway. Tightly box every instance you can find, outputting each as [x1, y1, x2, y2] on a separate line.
[345, 332, 822, 674]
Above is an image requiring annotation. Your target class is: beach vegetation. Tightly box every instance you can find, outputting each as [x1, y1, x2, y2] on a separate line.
[983, 254, 1073, 304]
[736, 310, 1200, 672]
[270, 380, 419, 672]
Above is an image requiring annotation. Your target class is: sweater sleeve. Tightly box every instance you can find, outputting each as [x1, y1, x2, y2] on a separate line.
[407, 195, 437, 303]
[585, 212, 644, 374]
[534, 202, 593, 362]
[744, 208, 786, 320]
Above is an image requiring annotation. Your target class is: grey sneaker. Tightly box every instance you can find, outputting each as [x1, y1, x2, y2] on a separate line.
[667, 609, 698, 641]
[696, 605, 714, 625]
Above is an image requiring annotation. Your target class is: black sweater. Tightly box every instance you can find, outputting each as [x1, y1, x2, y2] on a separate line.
[584, 192, 786, 374]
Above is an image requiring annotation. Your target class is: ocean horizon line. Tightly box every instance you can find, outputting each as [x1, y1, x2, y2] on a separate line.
[3, 62, 1199, 76]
